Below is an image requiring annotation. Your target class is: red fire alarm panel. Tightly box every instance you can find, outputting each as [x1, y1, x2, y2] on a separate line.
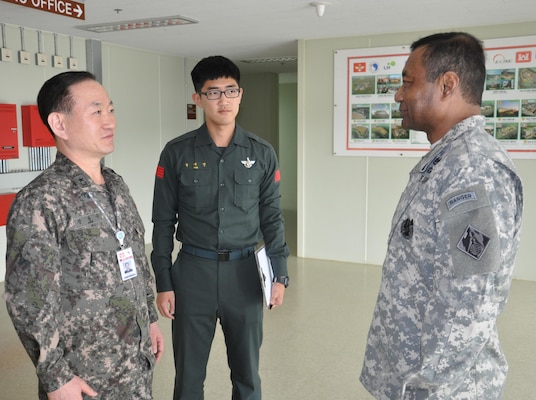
[0, 192, 16, 226]
[0, 104, 19, 159]
[21, 105, 55, 147]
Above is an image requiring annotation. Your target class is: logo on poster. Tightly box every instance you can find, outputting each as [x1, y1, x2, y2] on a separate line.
[383, 60, 396, 70]
[353, 62, 367, 73]
[492, 54, 514, 64]
[515, 51, 532, 63]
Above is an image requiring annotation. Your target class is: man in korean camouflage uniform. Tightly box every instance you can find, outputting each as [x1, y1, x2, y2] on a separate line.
[360, 32, 524, 399]
[4, 71, 164, 399]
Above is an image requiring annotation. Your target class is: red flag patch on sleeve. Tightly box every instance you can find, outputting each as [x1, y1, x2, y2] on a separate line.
[274, 169, 281, 182]
[156, 165, 165, 179]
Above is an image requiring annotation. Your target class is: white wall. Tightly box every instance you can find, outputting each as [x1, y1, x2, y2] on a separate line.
[297, 22, 536, 281]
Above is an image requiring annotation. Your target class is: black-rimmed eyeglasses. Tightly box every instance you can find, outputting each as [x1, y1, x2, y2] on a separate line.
[198, 88, 241, 100]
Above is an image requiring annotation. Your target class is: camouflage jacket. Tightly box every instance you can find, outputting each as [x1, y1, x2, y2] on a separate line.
[4, 152, 158, 399]
[360, 116, 524, 400]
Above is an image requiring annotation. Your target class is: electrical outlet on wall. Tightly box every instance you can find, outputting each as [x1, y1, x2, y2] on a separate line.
[53, 55, 64, 68]
[36, 53, 47, 66]
[68, 57, 78, 70]
[1, 48, 13, 62]
[19, 50, 30, 64]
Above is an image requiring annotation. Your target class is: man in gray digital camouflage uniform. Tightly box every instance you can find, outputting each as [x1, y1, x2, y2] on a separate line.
[360, 32, 524, 399]
[4, 71, 164, 399]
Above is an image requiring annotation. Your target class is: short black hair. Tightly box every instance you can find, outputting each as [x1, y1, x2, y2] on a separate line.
[37, 71, 97, 136]
[191, 55, 240, 93]
[411, 32, 485, 105]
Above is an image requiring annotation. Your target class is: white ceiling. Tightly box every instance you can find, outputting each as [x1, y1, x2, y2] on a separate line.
[1, 0, 536, 74]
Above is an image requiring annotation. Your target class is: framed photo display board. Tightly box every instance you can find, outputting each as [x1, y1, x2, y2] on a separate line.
[333, 35, 536, 158]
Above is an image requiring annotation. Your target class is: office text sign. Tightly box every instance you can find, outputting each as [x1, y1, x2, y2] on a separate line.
[2, 0, 85, 20]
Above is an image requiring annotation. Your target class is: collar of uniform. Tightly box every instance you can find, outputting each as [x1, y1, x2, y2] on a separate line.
[231, 124, 251, 148]
[54, 151, 115, 189]
[412, 115, 485, 181]
[194, 124, 214, 147]
[195, 123, 251, 149]
[439, 115, 485, 148]
[55, 152, 88, 186]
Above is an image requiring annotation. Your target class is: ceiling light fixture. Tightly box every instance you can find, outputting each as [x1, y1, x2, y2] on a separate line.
[240, 56, 297, 64]
[77, 15, 198, 33]
[310, 2, 330, 17]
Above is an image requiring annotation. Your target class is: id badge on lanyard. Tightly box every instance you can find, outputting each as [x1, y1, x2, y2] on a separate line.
[117, 247, 138, 281]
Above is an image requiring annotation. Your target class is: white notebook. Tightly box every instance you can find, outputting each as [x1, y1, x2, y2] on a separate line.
[255, 244, 273, 309]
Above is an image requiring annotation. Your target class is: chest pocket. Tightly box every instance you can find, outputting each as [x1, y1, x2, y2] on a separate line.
[234, 168, 262, 209]
[62, 212, 118, 289]
[179, 168, 216, 208]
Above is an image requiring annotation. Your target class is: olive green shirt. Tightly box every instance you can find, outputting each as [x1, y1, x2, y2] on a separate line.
[151, 123, 289, 292]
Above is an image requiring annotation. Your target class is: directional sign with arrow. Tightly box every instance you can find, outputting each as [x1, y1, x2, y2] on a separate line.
[2, 0, 85, 21]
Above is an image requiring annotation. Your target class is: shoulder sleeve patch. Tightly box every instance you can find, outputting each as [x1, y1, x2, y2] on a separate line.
[446, 191, 477, 211]
[440, 184, 500, 277]
[156, 165, 165, 179]
[274, 169, 281, 183]
[456, 224, 490, 260]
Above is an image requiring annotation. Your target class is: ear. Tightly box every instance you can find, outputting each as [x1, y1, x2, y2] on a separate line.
[47, 112, 68, 140]
[192, 92, 203, 107]
[440, 71, 459, 96]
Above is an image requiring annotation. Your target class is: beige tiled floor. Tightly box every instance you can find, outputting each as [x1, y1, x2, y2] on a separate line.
[1, 257, 535, 399]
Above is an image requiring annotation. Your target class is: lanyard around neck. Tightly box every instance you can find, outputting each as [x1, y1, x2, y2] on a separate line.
[86, 190, 125, 247]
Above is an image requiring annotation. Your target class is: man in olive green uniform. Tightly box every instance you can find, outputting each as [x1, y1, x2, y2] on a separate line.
[4, 71, 163, 400]
[151, 56, 289, 400]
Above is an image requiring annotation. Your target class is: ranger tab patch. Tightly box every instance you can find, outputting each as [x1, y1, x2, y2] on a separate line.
[457, 224, 490, 260]
[446, 191, 477, 211]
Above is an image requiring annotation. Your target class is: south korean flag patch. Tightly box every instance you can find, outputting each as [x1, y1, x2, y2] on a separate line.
[456, 225, 490, 260]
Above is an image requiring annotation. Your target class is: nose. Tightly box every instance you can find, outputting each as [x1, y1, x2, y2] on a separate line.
[217, 95, 229, 105]
[104, 111, 116, 128]
[394, 86, 403, 103]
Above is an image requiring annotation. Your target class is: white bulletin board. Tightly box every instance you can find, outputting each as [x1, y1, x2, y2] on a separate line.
[333, 35, 536, 158]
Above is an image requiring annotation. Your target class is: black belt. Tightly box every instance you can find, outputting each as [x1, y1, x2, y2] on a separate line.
[181, 244, 255, 262]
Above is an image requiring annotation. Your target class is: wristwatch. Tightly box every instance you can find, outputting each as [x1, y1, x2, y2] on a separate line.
[273, 276, 290, 288]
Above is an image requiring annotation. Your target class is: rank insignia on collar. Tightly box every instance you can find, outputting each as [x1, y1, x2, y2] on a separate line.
[241, 157, 256, 168]
[73, 174, 89, 187]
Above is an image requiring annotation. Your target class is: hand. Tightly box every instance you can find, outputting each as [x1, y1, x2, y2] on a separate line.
[47, 376, 97, 399]
[156, 291, 175, 319]
[270, 283, 286, 309]
[150, 322, 164, 363]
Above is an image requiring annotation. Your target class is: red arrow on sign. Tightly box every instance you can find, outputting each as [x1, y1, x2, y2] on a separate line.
[2, 0, 85, 20]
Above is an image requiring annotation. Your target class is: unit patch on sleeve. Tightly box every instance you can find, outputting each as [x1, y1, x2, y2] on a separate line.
[456, 224, 490, 260]
[156, 165, 165, 179]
